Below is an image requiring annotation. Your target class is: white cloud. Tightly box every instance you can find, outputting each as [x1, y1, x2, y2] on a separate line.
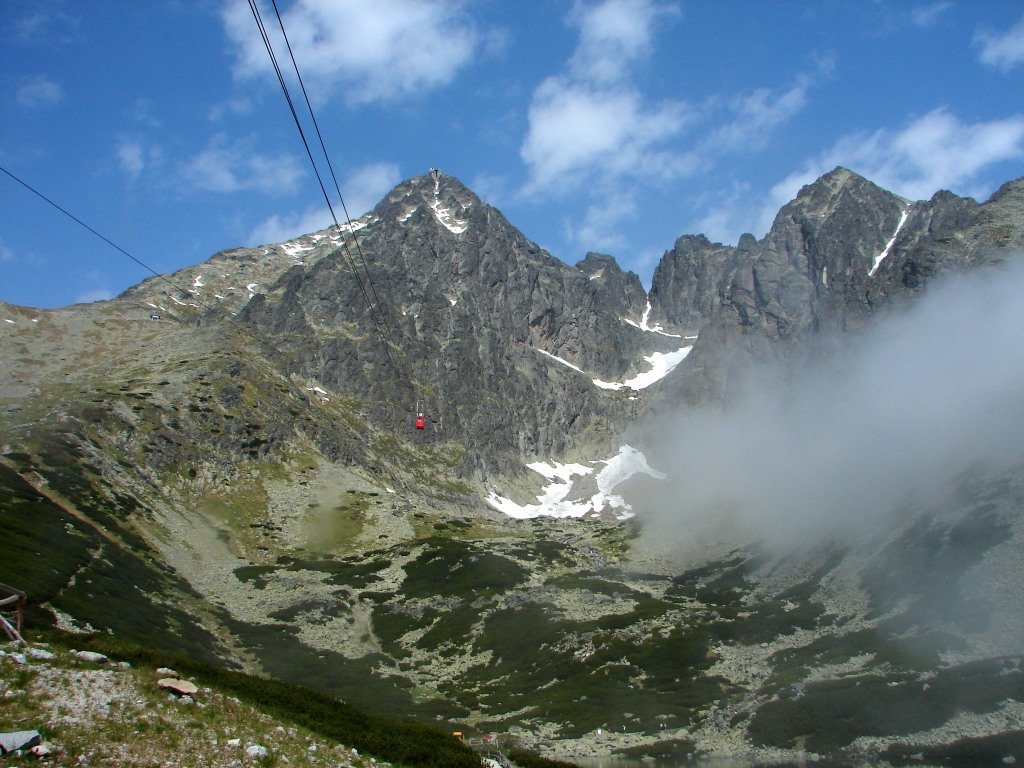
[247, 205, 334, 246]
[222, 0, 485, 105]
[704, 78, 812, 155]
[115, 136, 163, 182]
[910, 2, 951, 28]
[208, 96, 253, 122]
[16, 75, 64, 108]
[74, 288, 114, 304]
[974, 13, 1024, 71]
[520, 0, 688, 196]
[563, 189, 637, 252]
[522, 78, 690, 194]
[339, 162, 401, 219]
[117, 140, 145, 181]
[181, 134, 304, 194]
[567, 0, 679, 84]
[246, 161, 399, 244]
[0, 238, 14, 263]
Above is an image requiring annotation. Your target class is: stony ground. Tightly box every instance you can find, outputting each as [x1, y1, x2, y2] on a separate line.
[0, 643, 383, 767]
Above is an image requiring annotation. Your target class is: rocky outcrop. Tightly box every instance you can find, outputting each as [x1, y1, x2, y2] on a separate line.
[646, 167, 1024, 411]
[239, 172, 662, 475]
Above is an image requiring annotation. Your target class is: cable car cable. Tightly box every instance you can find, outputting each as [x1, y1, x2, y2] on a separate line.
[267, 0, 405, 362]
[246, 0, 404, 382]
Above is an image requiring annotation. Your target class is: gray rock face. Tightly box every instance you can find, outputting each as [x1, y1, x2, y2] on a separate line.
[239, 172, 660, 475]
[647, 167, 1024, 411]
[114, 165, 1023, 476]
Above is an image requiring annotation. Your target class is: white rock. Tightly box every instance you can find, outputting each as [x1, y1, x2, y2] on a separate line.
[156, 667, 178, 676]
[30, 743, 53, 757]
[8, 652, 27, 665]
[245, 744, 269, 758]
[158, 678, 199, 696]
[227, 738, 241, 748]
[26, 647, 56, 661]
[73, 650, 109, 664]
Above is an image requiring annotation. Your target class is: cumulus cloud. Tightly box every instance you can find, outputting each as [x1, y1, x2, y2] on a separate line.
[703, 78, 813, 156]
[520, 0, 816, 257]
[246, 161, 399, 244]
[16, 75, 64, 108]
[567, 0, 679, 84]
[635, 258, 1024, 555]
[222, 0, 486, 105]
[247, 205, 334, 246]
[563, 189, 638, 252]
[520, 0, 693, 204]
[338, 161, 401, 219]
[522, 79, 690, 194]
[974, 13, 1024, 71]
[115, 136, 163, 183]
[181, 134, 304, 195]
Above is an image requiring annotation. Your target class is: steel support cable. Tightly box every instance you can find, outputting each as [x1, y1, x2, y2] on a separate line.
[246, 0, 404, 382]
[268, 0, 405, 363]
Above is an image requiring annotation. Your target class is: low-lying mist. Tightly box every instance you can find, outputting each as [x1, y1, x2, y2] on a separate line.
[634, 257, 1024, 557]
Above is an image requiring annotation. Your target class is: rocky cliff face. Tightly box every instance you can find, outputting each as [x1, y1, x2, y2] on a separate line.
[235, 171, 672, 476]
[646, 168, 1024, 410]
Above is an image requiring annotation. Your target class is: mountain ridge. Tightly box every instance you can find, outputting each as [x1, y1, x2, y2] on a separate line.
[3, 166, 1024, 763]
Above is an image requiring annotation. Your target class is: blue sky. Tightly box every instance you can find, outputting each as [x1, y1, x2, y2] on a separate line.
[2, 0, 1024, 309]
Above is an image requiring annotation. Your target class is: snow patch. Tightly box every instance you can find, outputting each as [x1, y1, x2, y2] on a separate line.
[869, 206, 910, 276]
[626, 302, 682, 338]
[535, 348, 586, 375]
[282, 241, 313, 258]
[485, 445, 666, 520]
[192, 274, 204, 288]
[429, 197, 468, 234]
[536, 344, 692, 391]
[398, 206, 417, 223]
[3, 318, 13, 324]
[246, 283, 258, 295]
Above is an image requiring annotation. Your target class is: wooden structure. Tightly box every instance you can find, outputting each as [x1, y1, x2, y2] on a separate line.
[0, 583, 26, 645]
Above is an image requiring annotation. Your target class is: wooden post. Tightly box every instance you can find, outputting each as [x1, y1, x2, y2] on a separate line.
[0, 582, 26, 637]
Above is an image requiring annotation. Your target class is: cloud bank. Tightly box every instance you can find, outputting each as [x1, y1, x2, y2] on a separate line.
[634, 258, 1024, 555]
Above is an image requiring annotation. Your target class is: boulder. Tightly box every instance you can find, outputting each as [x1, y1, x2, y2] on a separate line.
[0, 730, 41, 754]
[157, 678, 198, 696]
[246, 744, 269, 759]
[72, 650, 109, 664]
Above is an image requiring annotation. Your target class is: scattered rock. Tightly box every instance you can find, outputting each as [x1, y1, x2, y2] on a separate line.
[30, 742, 53, 758]
[245, 744, 269, 759]
[0, 729, 42, 754]
[7, 652, 27, 665]
[227, 738, 241, 748]
[157, 678, 198, 696]
[72, 651, 109, 664]
[26, 647, 56, 661]
[156, 667, 178, 677]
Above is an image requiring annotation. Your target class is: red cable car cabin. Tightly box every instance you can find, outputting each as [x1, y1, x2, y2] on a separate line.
[415, 412, 426, 430]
